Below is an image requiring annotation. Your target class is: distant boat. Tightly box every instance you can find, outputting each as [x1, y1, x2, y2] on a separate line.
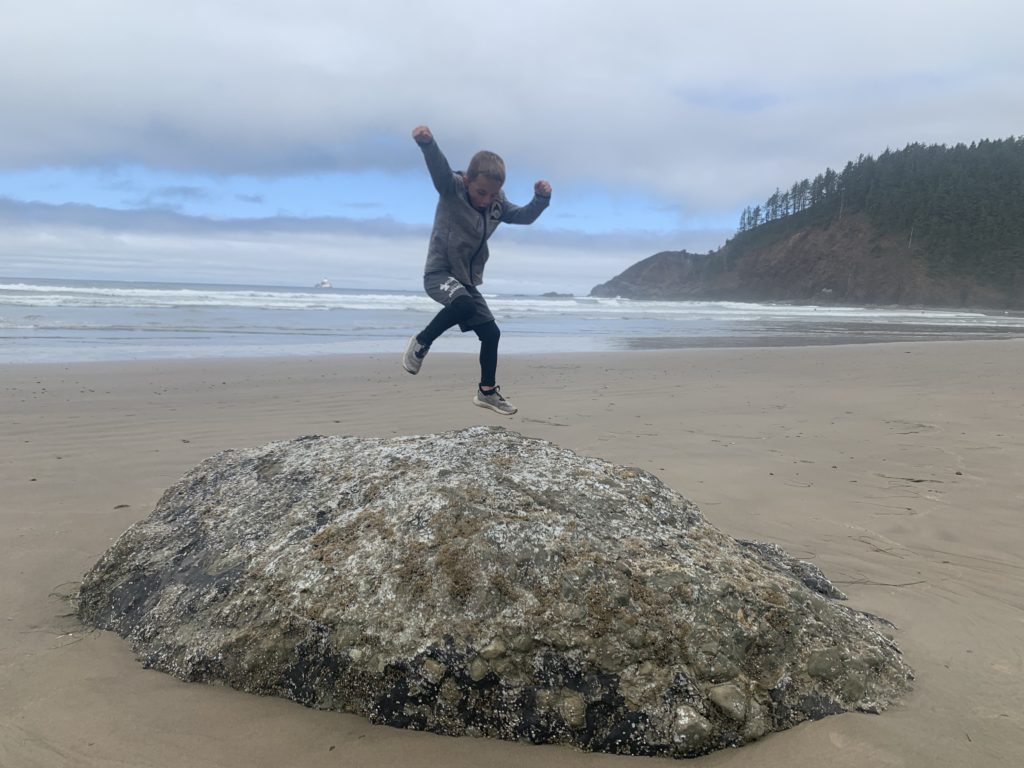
[315, 278, 333, 289]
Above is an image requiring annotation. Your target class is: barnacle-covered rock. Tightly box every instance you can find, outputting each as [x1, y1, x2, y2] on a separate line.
[78, 426, 912, 758]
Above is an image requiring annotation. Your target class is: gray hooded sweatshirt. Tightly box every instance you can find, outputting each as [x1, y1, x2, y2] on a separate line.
[419, 139, 550, 287]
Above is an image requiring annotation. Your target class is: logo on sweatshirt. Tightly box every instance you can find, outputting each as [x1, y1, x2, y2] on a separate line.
[439, 277, 462, 297]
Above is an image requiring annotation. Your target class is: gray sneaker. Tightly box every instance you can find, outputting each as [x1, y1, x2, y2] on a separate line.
[403, 335, 429, 374]
[473, 386, 517, 415]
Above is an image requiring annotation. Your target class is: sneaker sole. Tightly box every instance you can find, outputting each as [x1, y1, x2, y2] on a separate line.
[473, 396, 517, 415]
[402, 337, 422, 374]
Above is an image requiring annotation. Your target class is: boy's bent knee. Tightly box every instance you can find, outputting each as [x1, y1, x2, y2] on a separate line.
[474, 321, 500, 344]
[449, 294, 476, 322]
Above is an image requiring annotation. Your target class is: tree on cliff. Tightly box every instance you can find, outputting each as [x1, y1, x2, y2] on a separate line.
[737, 137, 1024, 281]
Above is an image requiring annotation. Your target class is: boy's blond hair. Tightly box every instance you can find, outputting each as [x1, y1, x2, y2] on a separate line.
[467, 150, 506, 185]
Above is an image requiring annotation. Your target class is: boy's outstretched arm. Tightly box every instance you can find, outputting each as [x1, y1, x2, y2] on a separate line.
[500, 179, 552, 225]
[412, 125, 456, 196]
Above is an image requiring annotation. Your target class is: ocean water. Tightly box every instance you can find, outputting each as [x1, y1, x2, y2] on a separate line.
[2, 277, 1023, 364]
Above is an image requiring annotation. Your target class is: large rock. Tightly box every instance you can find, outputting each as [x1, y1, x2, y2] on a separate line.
[77, 427, 912, 758]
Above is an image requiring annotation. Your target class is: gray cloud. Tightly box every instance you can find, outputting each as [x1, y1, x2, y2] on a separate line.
[0, 197, 691, 294]
[129, 184, 210, 210]
[151, 186, 209, 200]
[0, 197, 421, 237]
[3, 0, 1022, 219]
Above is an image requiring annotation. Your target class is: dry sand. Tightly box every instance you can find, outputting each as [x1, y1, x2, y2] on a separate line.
[2, 341, 1022, 767]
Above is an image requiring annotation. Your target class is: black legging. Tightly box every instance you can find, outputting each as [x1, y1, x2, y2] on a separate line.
[418, 295, 475, 344]
[417, 296, 501, 387]
[473, 321, 500, 387]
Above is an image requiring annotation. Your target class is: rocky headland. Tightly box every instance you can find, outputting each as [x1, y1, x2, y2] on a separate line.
[593, 137, 1024, 309]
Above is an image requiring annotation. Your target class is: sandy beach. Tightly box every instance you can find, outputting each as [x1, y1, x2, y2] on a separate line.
[2, 341, 1022, 767]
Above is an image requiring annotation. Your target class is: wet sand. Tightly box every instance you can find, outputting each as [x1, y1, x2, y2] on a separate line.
[2, 341, 1022, 767]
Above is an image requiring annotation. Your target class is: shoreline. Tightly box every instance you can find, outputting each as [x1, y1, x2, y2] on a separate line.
[3, 342, 1022, 767]
[3, 331, 1023, 368]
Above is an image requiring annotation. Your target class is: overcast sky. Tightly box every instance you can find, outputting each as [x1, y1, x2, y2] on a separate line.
[2, 1, 1022, 294]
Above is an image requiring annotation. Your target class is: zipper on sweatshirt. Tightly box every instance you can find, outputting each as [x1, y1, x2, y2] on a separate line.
[467, 206, 488, 283]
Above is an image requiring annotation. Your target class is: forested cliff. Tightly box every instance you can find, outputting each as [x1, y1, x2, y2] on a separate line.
[591, 138, 1024, 308]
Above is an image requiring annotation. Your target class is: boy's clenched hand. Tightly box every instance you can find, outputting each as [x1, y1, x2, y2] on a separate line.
[534, 180, 552, 197]
[412, 125, 433, 145]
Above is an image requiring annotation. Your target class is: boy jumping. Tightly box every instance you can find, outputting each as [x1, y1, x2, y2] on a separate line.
[403, 125, 552, 415]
